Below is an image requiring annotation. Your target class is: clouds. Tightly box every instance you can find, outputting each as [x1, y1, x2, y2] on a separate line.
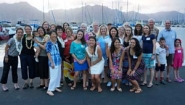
[0, 0, 184, 13]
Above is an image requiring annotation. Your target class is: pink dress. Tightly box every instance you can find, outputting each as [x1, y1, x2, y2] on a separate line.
[173, 48, 183, 68]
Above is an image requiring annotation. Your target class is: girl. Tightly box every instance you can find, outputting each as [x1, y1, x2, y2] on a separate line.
[86, 36, 104, 92]
[118, 26, 125, 41]
[42, 21, 50, 34]
[46, 31, 63, 96]
[97, 25, 109, 83]
[123, 26, 133, 48]
[141, 25, 156, 88]
[1, 28, 24, 91]
[173, 39, 184, 82]
[109, 38, 124, 92]
[50, 24, 56, 31]
[127, 38, 145, 94]
[70, 30, 88, 90]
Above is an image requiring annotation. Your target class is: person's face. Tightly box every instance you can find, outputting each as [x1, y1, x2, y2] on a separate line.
[93, 24, 99, 31]
[50, 32, 57, 40]
[118, 27, 124, 35]
[88, 32, 94, 37]
[107, 25, 112, 30]
[143, 26, 150, 34]
[80, 25, 87, 32]
[34, 32, 39, 37]
[43, 22, 49, 30]
[66, 29, 72, 36]
[135, 25, 141, 31]
[57, 29, 63, 37]
[16, 29, 23, 39]
[148, 20, 154, 27]
[50, 25, 56, 31]
[88, 38, 96, 47]
[77, 31, 83, 40]
[175, 40, 181, 46]
[111, 29, 117, 38]
[130, 39, 136, 48]
[165, 21, 171, 29]
[124, 24, 129, 28]
[114, 40, 120, 48]
[101, 27, 106, 35]
[160, 40, 165, 47]
[64, 23, 68, 29]
[38, 28, 44, 37]
[125, 27, 131, 36]
[25, 26, 32, 35]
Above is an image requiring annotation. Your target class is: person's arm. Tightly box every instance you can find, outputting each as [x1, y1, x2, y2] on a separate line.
[4, 44, 10, 63]
[46, 42, 54, 68]
[70, 42, 80, 63]
[86, 52, 91, 67]
[47, 53, 54, 69]
[152, 38, 156, 55]
[106, 42, 109, 58]
[91, 46, 102, 66]
[108, 48, 113, 70]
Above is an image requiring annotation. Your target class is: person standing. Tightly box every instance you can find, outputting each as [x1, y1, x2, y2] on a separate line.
[20, 25, 35, 89]
[92, 22, 99, 35]
[1, 28, 24, 91]
[148, 18, 159, 39]
[157, 20, 177, 82]
[46, 31, 63, 96]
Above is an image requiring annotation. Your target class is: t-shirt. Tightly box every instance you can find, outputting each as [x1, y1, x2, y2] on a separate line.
[133, 35, 142, 46]
[7, 38, 20, 56]
[97, 35, 109, 57]
[70, 41, 86, 60]
[142, 34, 155, 53]
[105, 37, 123, 47]
[156, 46, 167, 64]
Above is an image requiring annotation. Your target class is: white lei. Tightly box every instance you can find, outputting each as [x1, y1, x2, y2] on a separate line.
[13, 34, 23, 54]
[57, 37, 65, 48]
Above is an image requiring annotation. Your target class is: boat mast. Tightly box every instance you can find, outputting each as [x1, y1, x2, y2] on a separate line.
[43, 0, 45, 21]
[102, 4, 104, 24]
[126, 0, 128, 22]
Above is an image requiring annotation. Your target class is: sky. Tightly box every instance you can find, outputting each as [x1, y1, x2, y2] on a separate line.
[0, 0, 184, 13]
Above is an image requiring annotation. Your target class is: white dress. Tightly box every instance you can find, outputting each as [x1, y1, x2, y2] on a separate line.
[86, 46, 105, 74]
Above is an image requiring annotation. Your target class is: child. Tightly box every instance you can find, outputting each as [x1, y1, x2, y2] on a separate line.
[155, 37, 169, 85]
[173, 39, 184, 82]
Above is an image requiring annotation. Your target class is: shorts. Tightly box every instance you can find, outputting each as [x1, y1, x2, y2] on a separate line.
[155, 63, 165, 71]
[166, 54, 173, 65]
[143, 53, 155, 69]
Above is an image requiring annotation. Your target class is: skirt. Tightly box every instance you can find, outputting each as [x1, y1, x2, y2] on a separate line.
[74, 61, 88, 71]
[90, 58, 104, 74]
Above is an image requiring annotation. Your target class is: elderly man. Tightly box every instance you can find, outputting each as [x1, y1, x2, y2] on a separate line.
[148, 18, 159, 39]
[92, 22, 99, 35]
[157, 20, 177, 83]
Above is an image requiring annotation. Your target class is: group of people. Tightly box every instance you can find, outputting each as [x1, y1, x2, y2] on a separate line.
[0, 18, 184, 96]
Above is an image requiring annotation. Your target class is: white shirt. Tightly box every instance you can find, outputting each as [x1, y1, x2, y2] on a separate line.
[133, 35, 142, 46]
[105, 37, 123, 47]
[156, 47, 167, 64]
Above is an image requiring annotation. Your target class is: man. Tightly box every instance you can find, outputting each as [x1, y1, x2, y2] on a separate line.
[107, 23, 112, 31]
[92, 22, 99, 35]
[148, 18, 159, 39]
[157, 20, 177, 83]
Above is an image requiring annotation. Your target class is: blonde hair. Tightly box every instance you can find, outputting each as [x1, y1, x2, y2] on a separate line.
[97, 25, 109, 38]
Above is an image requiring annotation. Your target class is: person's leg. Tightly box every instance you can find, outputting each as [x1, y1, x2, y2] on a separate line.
[129, 79, 137, 92]
[166, 54, 172, 82]
[71, 71, 80, 89]
[20, 55, 29, 85]
[95, 74, 102, 92]
[131, 80, 142, 93]
[90, 74, 96, 91]
[173, 68, 178, 80]
[11, 57, 19, 89]
[35, 47, 40, 62]
[56, 65, 61, 88]
[142, 68, 148, 85]
[148, 67, 154, 87]
[28, 56, 35, 88]
[116, 79, 122, 92]
[82, 70, 87, 90]
[110, 78, 116, 91]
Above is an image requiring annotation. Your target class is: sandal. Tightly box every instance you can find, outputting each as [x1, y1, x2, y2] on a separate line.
[135, 89, 143, 94]
[47, 91, 54, 96]
[147, 83, 153, 88]
[71, 86, 76, 90]
[98, 88, 102, 93]
[55, 88, 62, 92]
[117, 87, 122, 92]
[141, 82, 147, 86]
[129, 88, 137, 92]
[90, 86, 96, 91]
[83, 86, 87, 90]
[110, 88, 115, 92]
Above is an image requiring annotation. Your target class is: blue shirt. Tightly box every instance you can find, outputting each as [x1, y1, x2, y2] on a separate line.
[97, 35, 109, 57]
[157, 29, 176, 54]
[46, 41, 61, 67]
[142, 34, 155, 53]
[70, 41, 86, 60]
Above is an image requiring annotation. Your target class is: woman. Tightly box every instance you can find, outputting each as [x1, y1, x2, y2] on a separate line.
[56, 25, 65, 86]
[133, 24, 143, 45]
[50, 24, 56, 31]
[127, 38, 145, 93]
[63, 27, 74, 86]
[42, 21, 50, 34]
[118, 26, 125, 40]
[86, 36, 104, 92]
[109, 38, 124, 92]
[1, 28, 24, 91]
[105, 27, 123, 87]
[20, 25, 35, 89]
[70, 30, 88, 90]
[80, 23, 89, 41]
[36, 26, 50, 90]
[123, 26, 133, 48]
[62, 22, 69, 40]
[97, 25, 109, 83]
[141, 25, 156, 88]
[46, 31, 63, 96]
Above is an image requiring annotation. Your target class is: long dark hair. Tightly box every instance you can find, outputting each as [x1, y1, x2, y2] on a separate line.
[88, 36, 97, 55]
[131, 38, 142, 57]
[174, 38, 182, 47]
[37, 26, 46, 36]
[110, 38, 121, 57]
[134, 24, 143, 35]
[109, 27, 119, 41]
[75, 29, 86, 45]
[63, 22, 70, 31]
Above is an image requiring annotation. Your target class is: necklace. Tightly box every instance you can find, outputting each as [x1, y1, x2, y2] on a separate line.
[25, 34, 33, 49]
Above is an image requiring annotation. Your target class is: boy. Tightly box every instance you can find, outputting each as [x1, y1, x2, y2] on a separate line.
[155, 37, 169, 85]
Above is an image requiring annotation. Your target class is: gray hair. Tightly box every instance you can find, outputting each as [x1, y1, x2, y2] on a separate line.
[81, 23, 87, 28]
[92, 22, 99, 26]
[148, 18, 155, 22]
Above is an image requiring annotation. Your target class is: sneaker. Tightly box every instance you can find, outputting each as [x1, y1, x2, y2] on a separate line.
[107, 82, 111, 87]
[174, 78, 182, 83]
[178, 78, 184, 82]
[166, 78, 172, 83]
[35, 58, 39, 62]
[160, 80, 166, 85]
[155, 81, 159, 85]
